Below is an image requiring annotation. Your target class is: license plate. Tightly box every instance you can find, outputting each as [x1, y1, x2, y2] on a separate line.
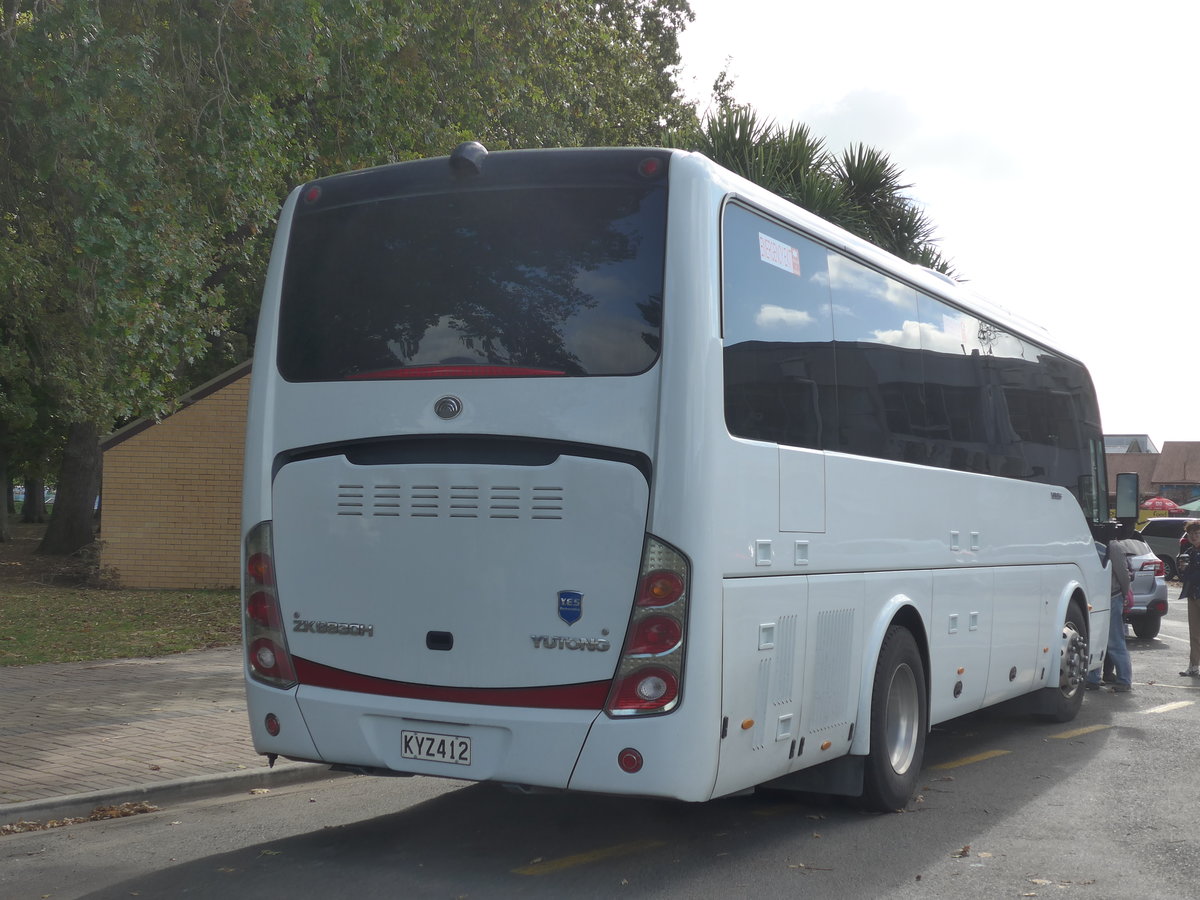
[401, 729, 472, 766]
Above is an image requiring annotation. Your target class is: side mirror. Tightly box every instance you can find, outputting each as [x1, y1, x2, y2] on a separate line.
[1115, 472, 1139, 524]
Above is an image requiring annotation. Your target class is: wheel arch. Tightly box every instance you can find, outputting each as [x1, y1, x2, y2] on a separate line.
[1051, 581, 1092, 684]
[849, 598, 929, 757]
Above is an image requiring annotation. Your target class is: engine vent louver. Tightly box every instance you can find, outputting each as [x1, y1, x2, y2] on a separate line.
[335, 482, 565, 520]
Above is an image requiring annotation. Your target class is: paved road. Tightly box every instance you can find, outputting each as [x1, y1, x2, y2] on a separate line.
[0, 647, 324, 823]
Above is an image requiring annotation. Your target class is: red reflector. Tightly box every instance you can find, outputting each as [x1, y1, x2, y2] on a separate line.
[265, 713, 281, 736]
[637, 571, 684, 607]
[618, 747, 644, 773]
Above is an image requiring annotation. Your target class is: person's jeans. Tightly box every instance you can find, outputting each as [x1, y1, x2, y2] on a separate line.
[1088, 594, 1132, 686]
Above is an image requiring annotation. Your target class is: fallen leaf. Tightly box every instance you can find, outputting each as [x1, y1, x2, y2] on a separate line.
[951, 845, 971, 858]
[249, 788, 270, 795]
[1028, 878, 1052, 886]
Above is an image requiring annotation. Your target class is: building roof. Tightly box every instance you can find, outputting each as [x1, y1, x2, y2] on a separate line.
[101, 360, 252, 451]
[1152, 442, 1200, 484]
[1104, 434, 1158, 454]
[1107, 452, 1159, 494]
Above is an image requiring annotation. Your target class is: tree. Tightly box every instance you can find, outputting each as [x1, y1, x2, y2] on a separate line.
[1, 1, 697, 555]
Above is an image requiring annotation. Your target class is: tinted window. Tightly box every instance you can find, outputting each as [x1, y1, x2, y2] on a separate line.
[722, 204, 834, 449]
[278, 186, 666, 380]
[720, 202, 1102, 502]
[829, 255, 921, 458]
[1142, 520, 1186, 538]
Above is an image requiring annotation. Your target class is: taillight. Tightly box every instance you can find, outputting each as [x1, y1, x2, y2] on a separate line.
[243, 522, 297, 689]
[606, 535, 690, 717]
[637, 571, 684, 607]
[1141, 559, 1165, 577]
[626, 615, 683, 655]
[610, 666, 679, 710]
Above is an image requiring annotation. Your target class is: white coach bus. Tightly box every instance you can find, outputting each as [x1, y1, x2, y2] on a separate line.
[242, 145, 1118, 810]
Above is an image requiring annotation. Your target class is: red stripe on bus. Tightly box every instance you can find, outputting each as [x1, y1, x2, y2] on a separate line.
[293, 657, 610, 709]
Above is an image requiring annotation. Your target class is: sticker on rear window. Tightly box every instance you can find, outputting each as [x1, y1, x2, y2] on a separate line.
[759, 233, 801, 276]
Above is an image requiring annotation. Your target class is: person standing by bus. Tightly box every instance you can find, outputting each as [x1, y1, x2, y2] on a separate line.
[1177, 521, 1200, 677]
[1087, 539, 1134, 692]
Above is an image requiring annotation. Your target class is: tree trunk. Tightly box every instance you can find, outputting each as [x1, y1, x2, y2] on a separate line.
[37, 421, 100, 556]
[0, 456, 9, 543]
[21, 476, 47, 523]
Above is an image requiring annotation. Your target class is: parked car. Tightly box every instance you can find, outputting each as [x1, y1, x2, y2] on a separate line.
[1114, 537, 1170, 639]
[1135, 517, 1195, 581]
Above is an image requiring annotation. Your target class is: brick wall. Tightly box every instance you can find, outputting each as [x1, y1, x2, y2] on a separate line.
[101, 369, 249, 589]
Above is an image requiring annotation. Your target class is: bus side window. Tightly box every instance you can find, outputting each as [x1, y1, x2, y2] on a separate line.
[721, 203, 833, 450]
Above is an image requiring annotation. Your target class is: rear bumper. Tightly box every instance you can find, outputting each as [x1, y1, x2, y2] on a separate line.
[248, 680, 600, 788]
[246, 678, 722, 801]
[1126, 583, 1169, 620]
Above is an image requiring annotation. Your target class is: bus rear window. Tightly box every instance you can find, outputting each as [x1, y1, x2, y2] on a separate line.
[277, 185, 666, 381]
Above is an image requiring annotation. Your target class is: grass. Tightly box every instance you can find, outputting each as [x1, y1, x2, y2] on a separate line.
[0, 522, 241, 666]
[0, 585, 241, 666]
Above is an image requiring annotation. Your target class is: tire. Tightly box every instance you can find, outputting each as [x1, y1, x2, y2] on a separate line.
[1040, 602, 1088, 723]
[861, 625, 927, 812]
[1132, 614, 1161, 640]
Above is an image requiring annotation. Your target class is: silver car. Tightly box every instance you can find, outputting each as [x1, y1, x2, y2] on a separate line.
[1135, 517, 1192, 580]
[1113, 537, 1170, 640]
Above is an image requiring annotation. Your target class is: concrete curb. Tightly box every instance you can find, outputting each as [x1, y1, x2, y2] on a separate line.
[1, 762, 347, 826]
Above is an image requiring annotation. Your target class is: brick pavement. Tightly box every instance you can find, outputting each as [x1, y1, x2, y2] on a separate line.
[0, 646, 320, 814]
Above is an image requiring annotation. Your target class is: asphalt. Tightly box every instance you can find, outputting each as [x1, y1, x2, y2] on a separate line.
[0, 646, 334, 826]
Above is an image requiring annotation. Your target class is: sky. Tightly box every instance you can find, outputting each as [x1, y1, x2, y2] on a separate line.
[675, 0, 1196, 450]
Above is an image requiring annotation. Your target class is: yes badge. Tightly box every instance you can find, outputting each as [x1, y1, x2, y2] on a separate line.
[557, 590, 583, 625]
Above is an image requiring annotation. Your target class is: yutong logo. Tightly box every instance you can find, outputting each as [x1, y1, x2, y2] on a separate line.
[530, 635, 611, 651]
[293, 613, 374, 637]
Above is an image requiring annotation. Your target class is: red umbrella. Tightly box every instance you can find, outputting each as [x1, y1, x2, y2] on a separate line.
[1140, 496, 1184, 512]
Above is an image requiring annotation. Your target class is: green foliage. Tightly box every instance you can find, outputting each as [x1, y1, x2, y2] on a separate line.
[0, 0, 697, 550]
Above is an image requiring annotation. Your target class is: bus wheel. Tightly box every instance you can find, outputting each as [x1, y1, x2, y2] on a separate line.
[1042, 602, 1088, 722]
[861, 625, 927, 812]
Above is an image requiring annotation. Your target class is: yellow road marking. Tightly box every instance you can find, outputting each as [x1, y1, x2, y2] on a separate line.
[931, 749, 1011, 770]
[1049, 724, 1112, 740]
[512, 840, 668, 875]
[1143, 700, 1195, 714]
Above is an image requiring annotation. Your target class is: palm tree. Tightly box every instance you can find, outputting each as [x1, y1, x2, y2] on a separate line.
[673, 106, 955, 277]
